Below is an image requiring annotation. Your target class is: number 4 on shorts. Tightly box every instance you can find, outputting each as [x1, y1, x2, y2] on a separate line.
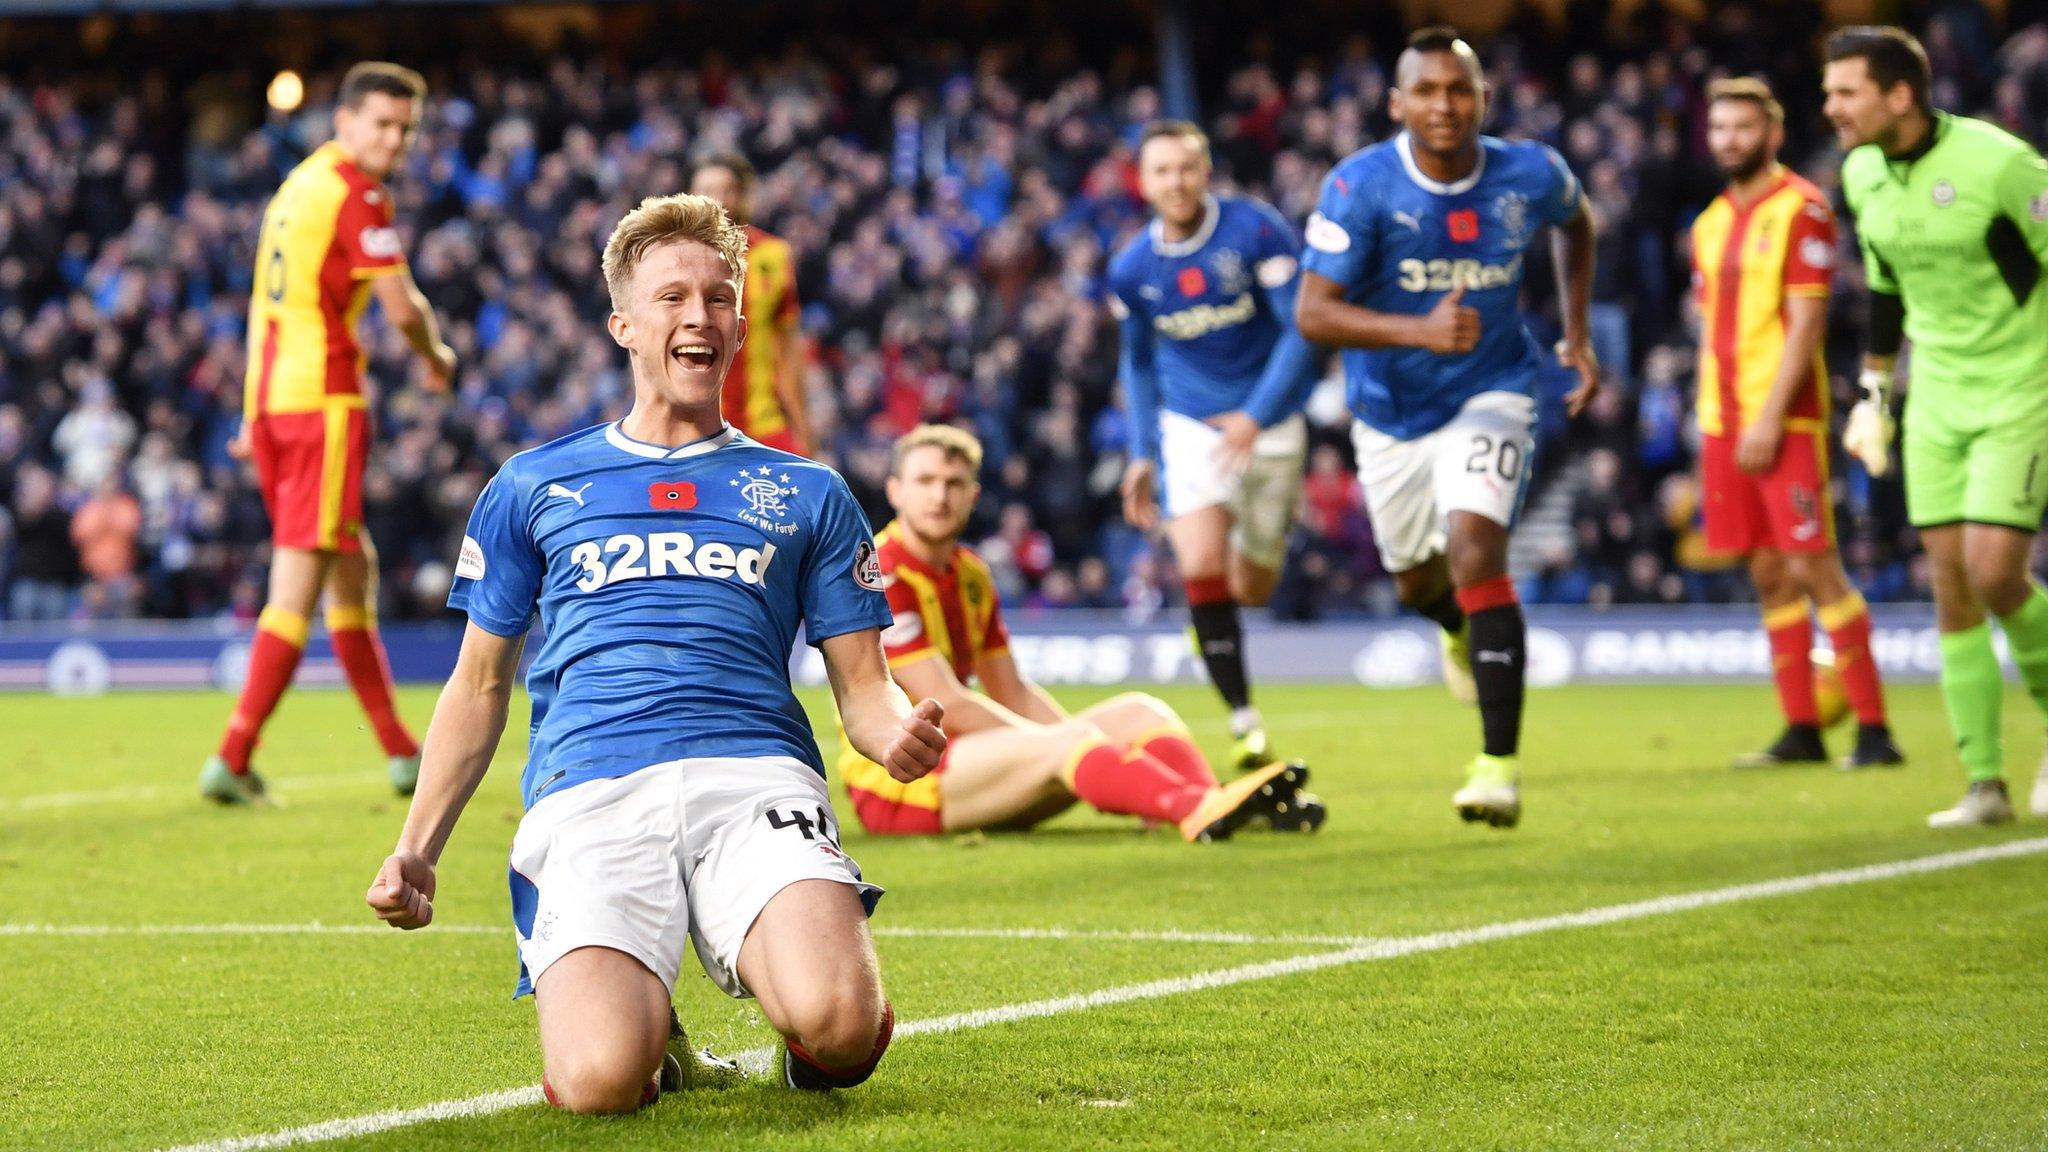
[766, 805, 835, 842]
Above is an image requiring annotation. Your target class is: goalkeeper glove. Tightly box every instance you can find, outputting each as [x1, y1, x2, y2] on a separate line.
[1842, 369, 1895, 478]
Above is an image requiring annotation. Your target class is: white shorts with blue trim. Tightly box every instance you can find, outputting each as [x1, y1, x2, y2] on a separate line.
[507, 755, 880, 1000]
[1158, 410, 1306, 569]
[1350, 391, 1535, 573]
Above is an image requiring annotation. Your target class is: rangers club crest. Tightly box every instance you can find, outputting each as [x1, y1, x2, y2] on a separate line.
[1492, 192, 1529, 249]
[732, 464, 798, 518]
[1210, 248, 1248, 295]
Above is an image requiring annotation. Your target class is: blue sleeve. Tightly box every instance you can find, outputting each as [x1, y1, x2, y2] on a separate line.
[800, 472, 893, 646]
[447, 468, 543, 638]
[1109, 270, 1163, 464]
[1534, 145, 1584, 226]
[1242, 203, 1320, 428]
[1300, 167, 1375, 288]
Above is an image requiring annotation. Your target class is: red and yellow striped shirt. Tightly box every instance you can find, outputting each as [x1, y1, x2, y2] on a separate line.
[1689, 168, 1835, 438]
[244, 142, 407, 419]
[724, 225, 802, 442]
[835, 521, 1011, 815]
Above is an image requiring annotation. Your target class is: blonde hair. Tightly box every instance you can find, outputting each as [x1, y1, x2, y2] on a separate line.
[891, 423, 984, 476]
[1708, 77, 1784, 125]
[600, 193, 749, 312]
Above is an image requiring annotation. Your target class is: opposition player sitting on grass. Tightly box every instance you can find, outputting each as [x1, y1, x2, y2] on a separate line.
[1295, 27, 1598, 829]
[201, 62, 457, 805]
[1690, 77, 1902, 771]
[1824, 28, 2048, 827]
[837, 424, 1324, 841]
[1109, 121, 1322, 772]
[366, 194, 948, 1111]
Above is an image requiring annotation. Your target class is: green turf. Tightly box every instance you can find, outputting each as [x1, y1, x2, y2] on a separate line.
[2, 680, 2045, 1151]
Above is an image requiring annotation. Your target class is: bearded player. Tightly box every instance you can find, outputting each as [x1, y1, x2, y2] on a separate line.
[1691, 77, 1902, 770]
[368, 195, 944, 1107]
[1109, 121, 1322, 772]
[1827, 27, 2048, 826]
[839, 424, 1324, 841]
[201, 62, 456, 804]
[1296, 28, 1598, 828]
[689, 153, 814, 455]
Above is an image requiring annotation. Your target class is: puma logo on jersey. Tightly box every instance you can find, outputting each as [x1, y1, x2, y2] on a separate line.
[1392, 210, 1422, 233]
[547, 482, 593, 507]
[570, 532, 777, 591]
[1153, 291, 1257, 340]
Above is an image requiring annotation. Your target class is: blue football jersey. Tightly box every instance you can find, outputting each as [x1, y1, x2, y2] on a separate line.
[448, 423, 891, 808]
[1107, 194, 1319, 462]
[1302, 132, 1583, 439]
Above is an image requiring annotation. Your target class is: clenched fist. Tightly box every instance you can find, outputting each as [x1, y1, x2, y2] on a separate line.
[366, 850, 437, 930]
[881, 698, 947, 783]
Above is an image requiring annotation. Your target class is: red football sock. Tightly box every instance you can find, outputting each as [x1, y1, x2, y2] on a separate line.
[1820, 593, 1886, 725]
[328, 606, 420, 757]
[1763, 600, 1819, 727]
[218, 607, 308, 774]
[1138, 728, 1218, 788]
[1066, 739, 1206, 825]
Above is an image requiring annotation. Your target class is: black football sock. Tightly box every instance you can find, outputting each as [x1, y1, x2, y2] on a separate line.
[1412, 585, 1466, 635]
[1457, 577, 1525, 758]
[1187, 578, 1251, 712]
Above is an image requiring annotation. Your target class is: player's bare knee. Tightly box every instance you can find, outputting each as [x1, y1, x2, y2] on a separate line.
[544, 1048, 660, 1114]
[1969, 565, 2030, 616]
[782, 986, 883, 1068]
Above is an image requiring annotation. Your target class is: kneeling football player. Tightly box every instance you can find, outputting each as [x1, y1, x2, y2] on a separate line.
[838, 424, 1325, 840]
[367, 195, 944, 1110]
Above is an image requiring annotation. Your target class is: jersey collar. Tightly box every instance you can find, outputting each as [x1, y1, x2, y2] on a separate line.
[879, 519, 956, 577]
[1885, 110, 1948, 171]
[603, 421, 742, 460]
[1150, 195, 1220, 258]
[1395, 132, 1487, 196]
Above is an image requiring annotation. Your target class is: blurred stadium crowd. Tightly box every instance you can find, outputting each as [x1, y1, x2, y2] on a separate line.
[2, 1, 2046, 624]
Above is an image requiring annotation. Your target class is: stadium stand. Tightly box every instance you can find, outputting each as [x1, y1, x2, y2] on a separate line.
[1, 2, 2044, 624]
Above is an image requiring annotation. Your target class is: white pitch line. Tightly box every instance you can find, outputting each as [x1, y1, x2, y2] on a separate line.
[1, 771, 386, 812]
[153, 835, 2048, 1152]
[873, 926, 1371, 946]
[0, 923, 502, 938]
[0, 922, 1358, 946]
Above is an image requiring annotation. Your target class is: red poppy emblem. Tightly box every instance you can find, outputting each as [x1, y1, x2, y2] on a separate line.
[648, 481, 697, 510]
[1177, 266, 1207, 297]
[1447, 209, 1480, 243]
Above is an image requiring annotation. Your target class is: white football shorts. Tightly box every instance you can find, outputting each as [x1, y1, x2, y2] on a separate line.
[1350, 390, 1535, 573]
[506, 755, 880, 999]
[1158, 410, 1307, 569]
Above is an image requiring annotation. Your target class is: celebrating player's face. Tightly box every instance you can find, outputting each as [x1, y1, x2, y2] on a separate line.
[607, 239, 749, 414]
[1138, 134, 1211, 231]
[1822, 58, 1905, 152]
[1391, 49, 1485, 159]
[1707, 100, 1778, 182]
[886, 446, 979, 546]
[334, 93, 419, 180]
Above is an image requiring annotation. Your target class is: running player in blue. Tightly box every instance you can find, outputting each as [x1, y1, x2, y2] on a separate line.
[1296, 27, 1599, 829]
[365, 194, 947, 1112]
[1110, 120, 1321, 771]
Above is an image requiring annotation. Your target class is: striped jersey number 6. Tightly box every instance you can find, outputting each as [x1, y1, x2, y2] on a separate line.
[263, 211, 288, 303]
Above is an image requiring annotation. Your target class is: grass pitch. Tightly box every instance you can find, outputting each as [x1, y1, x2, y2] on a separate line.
[2, 680, 2045, 1151]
